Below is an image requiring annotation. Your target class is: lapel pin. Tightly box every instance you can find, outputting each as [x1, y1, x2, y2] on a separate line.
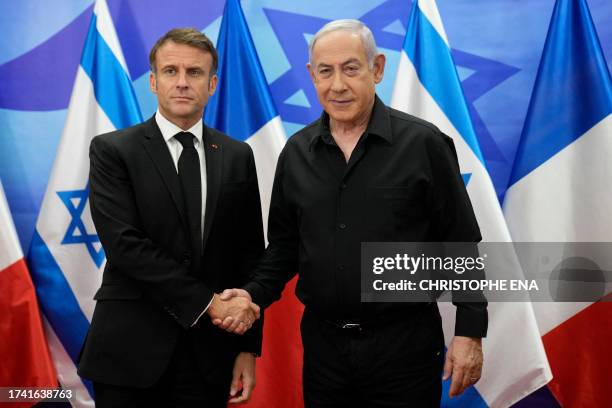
[211, 144, 219, 150]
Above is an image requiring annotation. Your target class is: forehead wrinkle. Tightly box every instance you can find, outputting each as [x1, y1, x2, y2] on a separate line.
[157, 43, 210, 65]
[158, 56, 209, 71]
[315, 57, 363, 70]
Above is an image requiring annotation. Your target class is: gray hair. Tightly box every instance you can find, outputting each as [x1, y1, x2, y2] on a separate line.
[308, 19, 379, 69]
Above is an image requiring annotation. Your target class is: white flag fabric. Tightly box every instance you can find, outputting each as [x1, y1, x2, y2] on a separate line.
[26, 1, 142, 406]
[391, 1, 551, 406]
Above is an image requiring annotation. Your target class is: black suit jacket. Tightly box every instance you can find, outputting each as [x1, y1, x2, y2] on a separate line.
[78, 116, 264, 387]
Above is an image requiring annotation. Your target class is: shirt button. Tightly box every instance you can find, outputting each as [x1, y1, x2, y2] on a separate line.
[339, 223, 347, 230]
[340, 183, 347, 190]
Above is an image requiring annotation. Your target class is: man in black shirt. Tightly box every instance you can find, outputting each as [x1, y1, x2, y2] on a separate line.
[215, 19, 487, 407]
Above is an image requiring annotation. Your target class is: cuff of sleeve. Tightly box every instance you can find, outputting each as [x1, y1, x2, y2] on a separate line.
[237, 318, 264, 356]
[454, 304, 488, 338]
[190, 293, 215, 327]
[242, 282, 267, 308]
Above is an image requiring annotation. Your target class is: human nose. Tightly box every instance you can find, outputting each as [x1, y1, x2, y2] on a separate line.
[175, 70, 189, 89]
[330, 71, 347, 93]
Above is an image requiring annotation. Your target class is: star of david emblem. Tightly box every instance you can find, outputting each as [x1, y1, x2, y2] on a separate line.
[57, 187, 105, 268]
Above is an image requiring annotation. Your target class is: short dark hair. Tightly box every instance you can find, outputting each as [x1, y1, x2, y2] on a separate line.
[149, 28, 218, 75]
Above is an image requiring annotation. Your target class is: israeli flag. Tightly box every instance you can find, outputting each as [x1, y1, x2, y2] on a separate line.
[504, 0, 612, 405]
[390, 1, 551, 406]
[26, 0, 142, 406]
[205, 0, 286, 233]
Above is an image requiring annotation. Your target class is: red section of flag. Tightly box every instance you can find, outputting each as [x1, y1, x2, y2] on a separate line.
[244, 277, 304, 408]
[0, 258, 58, 407]
[543, 300, 612, 407]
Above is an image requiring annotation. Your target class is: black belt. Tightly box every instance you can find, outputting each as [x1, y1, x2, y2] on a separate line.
[319, 302, 434, 332]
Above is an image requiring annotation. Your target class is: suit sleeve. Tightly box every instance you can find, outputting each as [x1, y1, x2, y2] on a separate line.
[89, 134, 213, 329]
[235, 145, 265, 355]
[427, 131, 488, 338]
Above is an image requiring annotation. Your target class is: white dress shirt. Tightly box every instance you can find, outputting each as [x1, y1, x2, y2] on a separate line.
[155, 110, 213, 323]
[155, 110, 207, 233]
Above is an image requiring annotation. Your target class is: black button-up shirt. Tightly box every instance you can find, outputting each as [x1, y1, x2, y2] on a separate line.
[244, 96, 487, 337]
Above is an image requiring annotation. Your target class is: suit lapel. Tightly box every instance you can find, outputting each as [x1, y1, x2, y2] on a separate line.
[202, 126, 223, 250]
[141, 117, 189, 230]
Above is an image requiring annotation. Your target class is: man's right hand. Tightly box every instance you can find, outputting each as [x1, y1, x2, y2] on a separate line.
[210, 289, 256, 334]
[206, 292, 260, 335]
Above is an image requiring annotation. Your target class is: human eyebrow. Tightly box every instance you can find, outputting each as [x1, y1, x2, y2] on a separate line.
[341, 58, 362, 67]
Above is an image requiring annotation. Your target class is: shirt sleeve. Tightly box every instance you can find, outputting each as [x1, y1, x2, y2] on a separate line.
[426, 131, 488, 338]
[243, 148, 300, 309]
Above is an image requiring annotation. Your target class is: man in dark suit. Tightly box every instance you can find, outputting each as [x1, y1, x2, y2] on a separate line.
[78, 28, 264, 407]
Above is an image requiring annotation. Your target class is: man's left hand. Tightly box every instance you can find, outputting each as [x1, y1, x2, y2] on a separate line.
[228, 352, 256, 404]
[443, 336, 483, 398]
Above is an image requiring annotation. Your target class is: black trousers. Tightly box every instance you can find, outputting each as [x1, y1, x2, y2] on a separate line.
[93, 333, 231, 408]
[301, 305, 445, 408]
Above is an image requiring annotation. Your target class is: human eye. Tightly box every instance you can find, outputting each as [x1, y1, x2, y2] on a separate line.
[318, 67, 332, 78]
[188, 69, 203, 77]
[162, 67, 176, 75]
[345, 65, 359, 75]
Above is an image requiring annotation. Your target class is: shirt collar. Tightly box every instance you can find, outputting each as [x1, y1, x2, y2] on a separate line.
[155, 110, 204, 145]
[309, 95, 393, 150]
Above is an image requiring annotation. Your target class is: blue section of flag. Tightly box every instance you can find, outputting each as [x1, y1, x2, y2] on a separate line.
[80, 14, 143, 130]
[204, 0, 277, 139]
[57, 187, 106, 268]
[402, 1, 484, 165]
[441, 380, 488, 408]
[27, 231, 94, 396]
[509, 0, 612, 185]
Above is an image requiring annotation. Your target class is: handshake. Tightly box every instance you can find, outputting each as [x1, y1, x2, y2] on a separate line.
[206, 289, 260, 335]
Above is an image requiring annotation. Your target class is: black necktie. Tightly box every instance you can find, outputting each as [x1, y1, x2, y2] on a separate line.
[174, 132, 202, 240]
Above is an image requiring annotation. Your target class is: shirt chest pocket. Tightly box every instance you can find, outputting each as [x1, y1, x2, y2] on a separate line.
[367, 187, 426, 220]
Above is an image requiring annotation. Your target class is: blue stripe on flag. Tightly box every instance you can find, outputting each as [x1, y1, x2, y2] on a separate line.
[27, 230, 94, 396]
[80, 14, 142, 130]
[441, 380, 488, 408]
[204, 0, 277, 139]
[510, 0, 612, 184]
[403, 1, 484, 164]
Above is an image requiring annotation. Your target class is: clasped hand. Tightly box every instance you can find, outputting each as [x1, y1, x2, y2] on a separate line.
[207, 289, 259, 335]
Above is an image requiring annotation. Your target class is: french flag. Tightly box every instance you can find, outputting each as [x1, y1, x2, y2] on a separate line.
[504, 0, 612, 406]
[390, 1, 551, 406]
[0, 179, 57, 407]
[203, 1, 303, 407]
[205, 0, 286, 231]
[26, 0, 142, 406]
